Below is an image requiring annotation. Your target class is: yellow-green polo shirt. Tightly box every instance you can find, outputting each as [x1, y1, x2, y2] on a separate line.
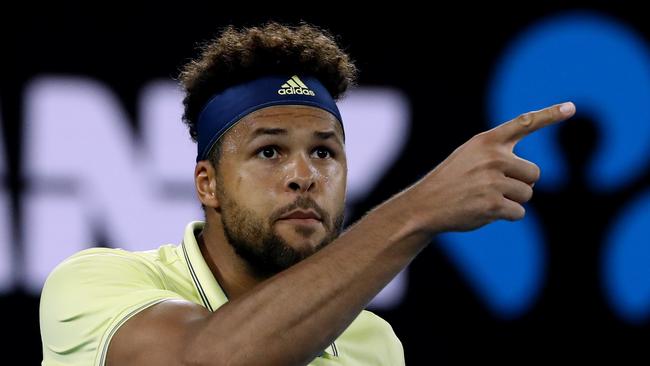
[40, 221, 405, 365]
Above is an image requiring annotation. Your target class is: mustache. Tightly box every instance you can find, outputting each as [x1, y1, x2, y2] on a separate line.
[272, 196, 329, 226]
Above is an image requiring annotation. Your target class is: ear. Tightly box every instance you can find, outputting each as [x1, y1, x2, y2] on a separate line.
[195, 161, 220, 209]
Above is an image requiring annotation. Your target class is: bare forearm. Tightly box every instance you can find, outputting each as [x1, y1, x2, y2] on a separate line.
[184, 186, 431, 366]
[182, 102, 577, 366]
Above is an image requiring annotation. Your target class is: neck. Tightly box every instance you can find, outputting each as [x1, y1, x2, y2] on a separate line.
[196, 218, 267, 301]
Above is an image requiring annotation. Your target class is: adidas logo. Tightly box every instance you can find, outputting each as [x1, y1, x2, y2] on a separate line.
[278, 75, 316, 96]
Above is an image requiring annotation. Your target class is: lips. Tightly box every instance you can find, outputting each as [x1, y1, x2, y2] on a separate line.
[279, 209, 322, 221]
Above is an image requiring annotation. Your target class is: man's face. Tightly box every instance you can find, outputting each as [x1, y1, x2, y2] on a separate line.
[213, 105, 347, 275]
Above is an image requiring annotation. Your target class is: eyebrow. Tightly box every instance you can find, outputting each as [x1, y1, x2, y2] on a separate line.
[249, 128, 288, 141]
[314, 130, 343, 146]
[248, 128, 343, 146]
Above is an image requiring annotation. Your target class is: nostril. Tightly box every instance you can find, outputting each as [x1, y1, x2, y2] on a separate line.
[289, 182, 301, 191]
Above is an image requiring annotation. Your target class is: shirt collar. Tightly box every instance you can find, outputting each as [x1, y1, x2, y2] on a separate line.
[180, 220, 338, 358]
[180, 221, 228, 312]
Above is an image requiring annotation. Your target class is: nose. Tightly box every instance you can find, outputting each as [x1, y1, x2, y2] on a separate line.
[285, 153, 316, 193]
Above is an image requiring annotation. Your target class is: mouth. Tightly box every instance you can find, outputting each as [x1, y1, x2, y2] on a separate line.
[277, 209, 323, 226]
[277, 217, 322, 225]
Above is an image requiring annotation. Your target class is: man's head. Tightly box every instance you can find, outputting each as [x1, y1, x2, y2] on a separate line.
[178, 22, 357, 275]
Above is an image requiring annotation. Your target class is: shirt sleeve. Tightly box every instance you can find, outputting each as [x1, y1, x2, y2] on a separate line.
[365, 310, 406, 366]
[383, 319, 405, 365]
[40, 249, 186, 366]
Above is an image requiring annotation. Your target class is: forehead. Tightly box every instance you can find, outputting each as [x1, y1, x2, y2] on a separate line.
[222, 105, 344, 143]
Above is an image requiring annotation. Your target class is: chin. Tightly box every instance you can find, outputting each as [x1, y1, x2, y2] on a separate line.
[288, 237, 328, 256]
[284, 236, 322, 252]
[276, 220, 322, 236]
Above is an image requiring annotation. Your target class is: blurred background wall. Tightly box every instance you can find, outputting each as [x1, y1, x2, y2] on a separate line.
[2, 3, 650, 364]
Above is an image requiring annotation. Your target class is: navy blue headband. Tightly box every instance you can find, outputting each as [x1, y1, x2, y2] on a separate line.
[196, 75, 344, 162]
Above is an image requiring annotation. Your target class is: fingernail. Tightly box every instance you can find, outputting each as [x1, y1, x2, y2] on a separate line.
[560, 102, 575, 115]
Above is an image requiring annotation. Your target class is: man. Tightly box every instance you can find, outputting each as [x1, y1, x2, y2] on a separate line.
[39, 22, 575, 366]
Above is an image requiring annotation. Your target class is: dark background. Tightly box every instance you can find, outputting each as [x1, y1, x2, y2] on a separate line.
[2, 3, 649, 364]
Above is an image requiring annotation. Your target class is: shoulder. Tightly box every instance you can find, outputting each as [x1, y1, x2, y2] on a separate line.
[40, 246, 181, 327]
[40, 247, 186, 366]
[44, 246, 173, 288]
[342, 310, 405, 362]
[355, 310, 401, 341]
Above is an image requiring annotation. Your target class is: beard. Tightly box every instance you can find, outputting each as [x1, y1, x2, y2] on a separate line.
[217, 193, 345, 277]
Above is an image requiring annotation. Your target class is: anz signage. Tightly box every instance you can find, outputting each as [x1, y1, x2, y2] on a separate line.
[1, 78, 412, 309]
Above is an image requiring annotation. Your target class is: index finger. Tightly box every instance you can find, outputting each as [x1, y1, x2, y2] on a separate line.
[490, 102, 576, 145]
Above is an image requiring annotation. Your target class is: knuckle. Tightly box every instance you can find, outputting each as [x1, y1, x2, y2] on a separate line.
[489, 175, 504, 191]
[524, 185, 534, 201]
[517, 205, 526, 219]
[484, 155, 506, 171]
[473, 132, 493, 146]
[530, 163, 541, 181]
[512, 205, 526, 220]
[484, 196, 503, 215]
[473, 131, 488, 140]
[517, 112, 534, 127]
[505, 204, 526, 221]
[480, 170, 501, 189]
[512, 185, 533, 204]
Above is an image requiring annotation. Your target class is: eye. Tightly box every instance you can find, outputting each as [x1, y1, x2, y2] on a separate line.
[256, 146, 279, 159]
[312, 147, 333, 159]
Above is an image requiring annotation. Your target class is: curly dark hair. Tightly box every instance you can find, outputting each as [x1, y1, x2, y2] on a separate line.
[178, 21, 358, 169]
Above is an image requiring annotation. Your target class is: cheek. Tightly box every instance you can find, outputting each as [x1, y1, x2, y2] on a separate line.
[229, 165, 280, 209]
[320, 165, 347, 211]
[323, 164, 346, 191]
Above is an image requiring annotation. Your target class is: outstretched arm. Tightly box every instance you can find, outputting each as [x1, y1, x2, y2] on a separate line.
[107, 102, 576, 366]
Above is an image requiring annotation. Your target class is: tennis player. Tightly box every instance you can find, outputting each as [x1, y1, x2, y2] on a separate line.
[40, 22, 575, 366]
